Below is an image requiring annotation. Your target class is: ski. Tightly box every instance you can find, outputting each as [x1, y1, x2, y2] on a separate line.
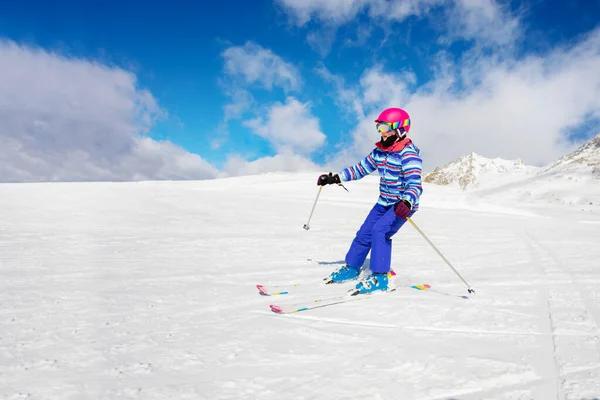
[256, 282, 326, 296]
[408, 284, 470, 300]
[258, 280, 469, 301]
[269, 292, 366, 314]
[269, 283, 434, 314]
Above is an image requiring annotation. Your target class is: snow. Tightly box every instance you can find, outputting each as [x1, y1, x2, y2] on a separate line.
[544, 134, 600, 176]
[425, 135, 600, 213]
[1, 172, 600, 399]
[424, 152, 540, 191]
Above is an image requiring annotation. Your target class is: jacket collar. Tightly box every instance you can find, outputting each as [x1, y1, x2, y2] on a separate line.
[375, 137, 412, 153]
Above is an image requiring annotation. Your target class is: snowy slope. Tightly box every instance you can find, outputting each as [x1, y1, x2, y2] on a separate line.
[1, 173, 600, 399]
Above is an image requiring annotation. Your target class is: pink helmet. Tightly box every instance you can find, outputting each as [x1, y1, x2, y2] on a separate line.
[375, 108, 411, 134]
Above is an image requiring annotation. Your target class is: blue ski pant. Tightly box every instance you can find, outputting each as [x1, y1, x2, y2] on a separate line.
[345, 203, 415, 274]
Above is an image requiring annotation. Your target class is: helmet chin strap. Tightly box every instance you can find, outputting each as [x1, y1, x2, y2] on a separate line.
[396, 127, 407, 139]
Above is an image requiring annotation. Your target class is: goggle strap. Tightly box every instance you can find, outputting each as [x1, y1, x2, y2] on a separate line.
[379, 120, 410, 128]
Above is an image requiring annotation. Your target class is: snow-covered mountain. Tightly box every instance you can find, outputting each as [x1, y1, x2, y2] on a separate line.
[423, 152, 540, 190]
[424, 134, 600, 212]
[426, 134, 600, 190]
[542, 133, 600, 177]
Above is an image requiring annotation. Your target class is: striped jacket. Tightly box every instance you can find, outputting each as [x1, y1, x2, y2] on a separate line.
[339, 138, 423, 210]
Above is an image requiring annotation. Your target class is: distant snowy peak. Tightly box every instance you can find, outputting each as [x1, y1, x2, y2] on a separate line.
[542, 133, 600, 176]
[424, 152, 538, 190]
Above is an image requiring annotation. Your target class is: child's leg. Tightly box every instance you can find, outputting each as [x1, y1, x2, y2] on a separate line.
[369, 209, 415, 273]
[345, 204, 388, 269]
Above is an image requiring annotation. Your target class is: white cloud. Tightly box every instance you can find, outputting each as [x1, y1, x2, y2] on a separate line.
[219, 43, 306, 156]
[318, 65, 417, 161]
[217, 44, 322, 177]
[276, 0, 521, 48]
[222, 42, 301, 91]
[244, 97, 326, 154]
[0, 40, 218, 182]
[369, 0, 442, 20]
[409, 28, 600, 168]
[315, 64, 365, 118]
[222, 151, 319, 176]
[306, 27, 338, 58]
[343, 24, 374, 48]
[217, 45, 324, 176]
[360, 67, 416, 107]
[321, 27, 600, 171]
[227, 90, 254, 120]
[276, 0, 371, 26]
[124, 138, 219, 181]
[212, 88, 255, 150]
[444, 0, 521, 47]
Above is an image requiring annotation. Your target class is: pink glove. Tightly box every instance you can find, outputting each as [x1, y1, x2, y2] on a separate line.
[394, 200, 412, 219]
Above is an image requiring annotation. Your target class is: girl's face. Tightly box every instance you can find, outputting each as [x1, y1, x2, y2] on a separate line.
[376, 122, 396, 140]
[380, 130, 395, 140]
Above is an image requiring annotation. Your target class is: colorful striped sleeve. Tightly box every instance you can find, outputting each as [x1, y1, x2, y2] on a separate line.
[400, 145, 423, 206]
[339, 151, 378, 182]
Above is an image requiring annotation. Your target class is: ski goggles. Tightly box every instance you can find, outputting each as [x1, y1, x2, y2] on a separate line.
[376, 121, 400, 133]
[376, 119, 410, 134]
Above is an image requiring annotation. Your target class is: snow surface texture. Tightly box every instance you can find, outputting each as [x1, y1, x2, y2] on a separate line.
[1, 170, 600, 399]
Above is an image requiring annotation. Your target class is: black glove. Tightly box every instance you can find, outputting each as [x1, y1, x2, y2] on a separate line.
[317, 172, 341, 186]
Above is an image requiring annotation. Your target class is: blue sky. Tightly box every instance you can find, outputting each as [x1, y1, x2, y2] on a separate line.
[1, 0, 600, 182]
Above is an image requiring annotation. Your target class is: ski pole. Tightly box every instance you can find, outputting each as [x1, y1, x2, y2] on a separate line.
[303, 186, 323, 230]
[406, 217, 475, 293]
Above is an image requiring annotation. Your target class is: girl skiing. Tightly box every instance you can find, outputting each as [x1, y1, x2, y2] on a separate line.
[317, 108, 423, 294]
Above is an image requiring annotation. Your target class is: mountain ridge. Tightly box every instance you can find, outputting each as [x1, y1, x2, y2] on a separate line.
[542, 133, 600, 176]
[423, 152, 539, 190]
[424, 133, 600, 190]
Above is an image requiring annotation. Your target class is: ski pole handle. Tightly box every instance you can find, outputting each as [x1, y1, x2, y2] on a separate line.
[303, 186, 323, 230]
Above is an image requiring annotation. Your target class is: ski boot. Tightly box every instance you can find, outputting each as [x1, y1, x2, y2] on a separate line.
[323, 265, 360, 284]
[351, 271, 396, 295]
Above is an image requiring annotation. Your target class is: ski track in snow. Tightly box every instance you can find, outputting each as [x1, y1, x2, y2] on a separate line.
[524, 232, 564, 400]
[522, 231, 600, 399]
[1, 174, 600, 400]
